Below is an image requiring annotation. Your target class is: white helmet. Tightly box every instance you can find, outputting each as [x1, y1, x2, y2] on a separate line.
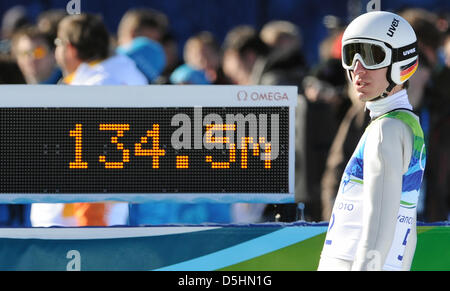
[341, 11, 418, 97]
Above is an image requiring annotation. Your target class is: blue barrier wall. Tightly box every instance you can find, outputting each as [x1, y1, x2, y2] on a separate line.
[0, 222, 448, 271]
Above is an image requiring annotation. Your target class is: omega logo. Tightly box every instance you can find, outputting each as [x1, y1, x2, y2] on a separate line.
[237, 90, 289, 101]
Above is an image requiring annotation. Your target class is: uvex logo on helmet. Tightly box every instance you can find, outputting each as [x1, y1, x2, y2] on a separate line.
[387, 18, 400, 37]
[403, 47, 416, 56]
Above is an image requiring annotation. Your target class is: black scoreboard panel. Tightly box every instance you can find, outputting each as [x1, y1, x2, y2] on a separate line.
[0, 107, 289, 194]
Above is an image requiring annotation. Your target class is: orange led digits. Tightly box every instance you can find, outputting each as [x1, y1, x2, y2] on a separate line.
[69, 124, 88, 169]
[205, 124, 236, 169]
[259, 137, 271, 169]
[240, 137, 271, 169]
[99, 124, 130, 169]
[240, 137, 259, 169]
[205, 124, 235, 143]
[176, 156, 189, 169]
[135, 124, 166, 168]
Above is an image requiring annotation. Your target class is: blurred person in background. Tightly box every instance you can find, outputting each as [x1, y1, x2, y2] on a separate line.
[36, 9, 66, 84]
[222, 23, 307, 87]
[116, 36, 166, 84]
[320, 84, 370, 221]
[310, 25, 348, 120]
[222, 25, 270, 86]
[30, 13, 147, 228]
[258, 20, 308, 88]
[0, 5, 30, 55]
[293, 73, 338, 222]
[54, 13, 146, 85]
[400, 8, 450, 222]
[182, 31, 228, 84]
[0, 54, 30, 227]
[116, 8, 169, 83]
[444, 31, 450, 68]
[170, 63, 211, 84]
[156, 31, 183, 84]
[37, 9, 66, 44]
[260, 20, 302, 50]
[117, 8, 168, 45]
[299, 25, 350, 222]
[10, 27, 61, 84]
[442, 18, 450, 68]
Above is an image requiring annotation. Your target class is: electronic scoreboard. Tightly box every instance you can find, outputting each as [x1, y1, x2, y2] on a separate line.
[0, 85, 296, 203]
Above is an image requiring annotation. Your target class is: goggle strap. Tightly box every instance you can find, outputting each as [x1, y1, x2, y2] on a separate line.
[392, 41, 418, 62]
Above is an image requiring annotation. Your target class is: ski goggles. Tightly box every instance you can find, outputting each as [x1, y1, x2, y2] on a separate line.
[342, 39, 392, 70]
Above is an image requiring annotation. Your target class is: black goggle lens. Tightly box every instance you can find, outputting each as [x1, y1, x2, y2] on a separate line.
[343, 43, 386, 67]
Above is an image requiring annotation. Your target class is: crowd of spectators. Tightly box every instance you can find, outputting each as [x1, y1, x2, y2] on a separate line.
[0, 5, 449, 227]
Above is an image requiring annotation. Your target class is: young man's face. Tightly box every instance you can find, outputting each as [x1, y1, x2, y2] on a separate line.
[350, 60, 390, 102]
